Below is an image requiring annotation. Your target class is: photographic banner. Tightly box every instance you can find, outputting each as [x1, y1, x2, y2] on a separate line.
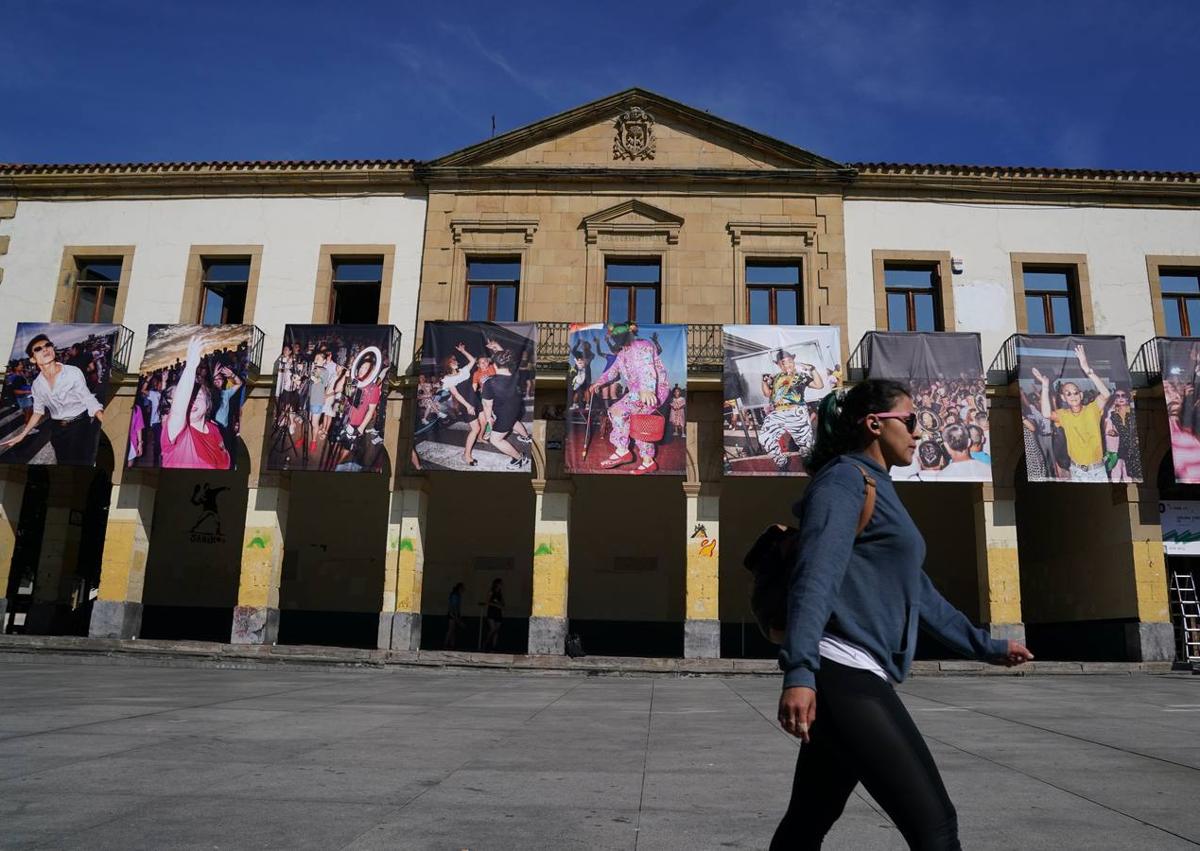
[127, 324, 253, 471]
[269, 324, 394, 473]
[1160, 339, 1200, 484]
[566, 322, 686, 475]
[722, 325, 841, 476]
[414, 321, 535, 473]
[1015, 334, 1141, 483]
[0, 322, 122, 466]
[865, 332, 992, 482]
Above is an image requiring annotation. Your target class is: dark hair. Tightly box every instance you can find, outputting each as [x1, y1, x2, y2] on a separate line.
[25, 334, 52, 358]
[493, 348, 514, 368]
[808, 379, 911, 472]
[943, 423, 970, 453]
[918, 439, 947, 468]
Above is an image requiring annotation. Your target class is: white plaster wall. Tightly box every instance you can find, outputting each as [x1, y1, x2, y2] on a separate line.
[0, 194, 427, 366]
[844, 200, 1200, 362]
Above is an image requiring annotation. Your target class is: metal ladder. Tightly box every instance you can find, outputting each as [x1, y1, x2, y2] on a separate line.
[1168, 568, 1200, 663]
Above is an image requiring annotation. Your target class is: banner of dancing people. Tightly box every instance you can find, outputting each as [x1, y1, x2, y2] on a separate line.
[414, 321, 536, 472]
[0, 323, 122, 466]
[865, 332, 992, 482]
[722, 325, 841, 476]
[1015, 335, 1142, 483]
[126, 324, 252, 471]
[565, 322, 687, 476]
[1159, 338, 1200, 484]
[269, 325, 393, 473]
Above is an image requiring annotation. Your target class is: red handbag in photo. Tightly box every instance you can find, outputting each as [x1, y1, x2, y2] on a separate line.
[629, 412, 666, 443]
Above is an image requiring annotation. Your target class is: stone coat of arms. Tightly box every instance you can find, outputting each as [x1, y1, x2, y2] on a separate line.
[613, 107, 656, 161]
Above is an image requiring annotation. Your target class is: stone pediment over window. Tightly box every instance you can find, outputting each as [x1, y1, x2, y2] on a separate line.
[426, 88, 848, 176]
[581, 200, 683, 245]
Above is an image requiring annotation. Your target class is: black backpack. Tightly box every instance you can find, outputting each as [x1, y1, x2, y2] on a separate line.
[742, 464, 877, 644]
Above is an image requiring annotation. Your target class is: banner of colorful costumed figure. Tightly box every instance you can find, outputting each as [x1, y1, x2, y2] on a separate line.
[414, 321, 536, 472]
[722, 325, 841, 476]
[127, 324, 253, 471]
[1159, 338, 1200, 484]
[566, 322, 686, 475]
[269, 324, 393, 473]
[1015, 334, 1141, 483]
[864, 332, 991, 482]
[0, 323, 122, 466]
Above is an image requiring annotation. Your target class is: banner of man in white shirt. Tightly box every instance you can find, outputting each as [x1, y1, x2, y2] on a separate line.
[0, 322, 120, 466]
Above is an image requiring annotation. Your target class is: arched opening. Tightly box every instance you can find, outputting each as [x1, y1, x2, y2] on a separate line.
[568, 476, 685, 657]
[3, 467, 49, 634]
[420, 473, 535, 653]
[1015, 458, 1142, 660]
[277, 470, 390, 649]
[1158, 454, 1199, 662]
[719, 476, 802, 658]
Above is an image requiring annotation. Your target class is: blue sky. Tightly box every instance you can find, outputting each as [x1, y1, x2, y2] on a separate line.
[3, 0, 1197, 170]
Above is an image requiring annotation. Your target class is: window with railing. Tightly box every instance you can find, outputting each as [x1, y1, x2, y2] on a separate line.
[200, 258, 250, 325]
[1022, 266, 1081, 334]
[884, 263, 942, 332]
[606, 259, 660, 324]
[466, 258, 520, 322]
[73, 259, 122, 323]
[747, 261, 801, 325]
[329, 258, 383, 324]
[1161, 270, 1200, 337]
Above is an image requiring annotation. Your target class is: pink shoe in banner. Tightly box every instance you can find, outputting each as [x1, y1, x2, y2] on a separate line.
[599, 451, 633, 469]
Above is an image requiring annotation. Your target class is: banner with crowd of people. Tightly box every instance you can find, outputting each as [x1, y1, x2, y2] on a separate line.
[126, 324, 253, 471]
[565, 322, 687, 475]
[864, 332, 991, 482]
[721, 325, 841, 476]
[269, 324, 394, 473]
[1015, 334, 1141, 483]
[1160, 338, 1200, 484]
[413, 321, 536, 472]
[0, 322, 122, 466]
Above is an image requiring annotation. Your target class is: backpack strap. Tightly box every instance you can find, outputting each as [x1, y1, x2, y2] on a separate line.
[852, 463, 877, 537]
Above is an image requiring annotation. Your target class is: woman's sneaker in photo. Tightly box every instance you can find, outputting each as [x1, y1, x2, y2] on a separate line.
[507, 455, 529, 470]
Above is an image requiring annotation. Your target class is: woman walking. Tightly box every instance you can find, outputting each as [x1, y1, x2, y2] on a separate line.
[773, 379, 1033, 850]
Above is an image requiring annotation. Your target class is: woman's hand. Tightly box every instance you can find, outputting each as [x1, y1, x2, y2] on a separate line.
[185, 334, 205, 367]
[778, 686, 816, 743]
[637, 390, 657, 406]
[1031, 367, 1050, 387]
[994, 640, 1035, 667]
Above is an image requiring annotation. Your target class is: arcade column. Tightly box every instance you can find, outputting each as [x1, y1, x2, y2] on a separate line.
[230, 474, 290, 644]
[1120, 482, 1174, 661]
[0, 467, 26, 630]
[973, 485, 1025, 643]
[528, 478, 572, 655]
[380, 476, 429, 651]
[89, 469, 157, 639]
[683, 482, 720, 659]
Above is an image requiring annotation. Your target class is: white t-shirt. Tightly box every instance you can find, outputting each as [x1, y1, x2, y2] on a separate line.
[818, 632, 893, 682]
[32, 364, 102, 420]
[440, 365, 472, 391]
[940, 458, 992, 480]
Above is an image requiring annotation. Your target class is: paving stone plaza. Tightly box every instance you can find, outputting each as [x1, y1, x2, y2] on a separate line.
[0, 654, 1196, 849]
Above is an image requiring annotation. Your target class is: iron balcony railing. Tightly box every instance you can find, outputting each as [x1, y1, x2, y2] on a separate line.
[1130, 337, 1166, 388]
[986, 334, 1021, 386]
[111, 325, 135, 375]
[535, 322, 724, 373]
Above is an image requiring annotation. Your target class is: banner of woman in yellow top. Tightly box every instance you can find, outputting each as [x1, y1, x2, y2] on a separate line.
[1015, 335, 1141, 483]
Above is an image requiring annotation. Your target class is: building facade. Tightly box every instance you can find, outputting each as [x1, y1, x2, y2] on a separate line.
[1, 89, 1196, 662]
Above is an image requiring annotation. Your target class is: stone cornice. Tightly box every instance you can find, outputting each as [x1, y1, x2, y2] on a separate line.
[449, 218, 539, 244]
[418, 166, 856, 186]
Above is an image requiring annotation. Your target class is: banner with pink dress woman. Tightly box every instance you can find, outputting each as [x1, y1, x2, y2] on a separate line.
[565, 322, 686, 476]
[126, 324, 253, 471]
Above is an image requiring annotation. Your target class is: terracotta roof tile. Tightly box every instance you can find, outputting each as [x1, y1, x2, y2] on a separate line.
[0, 159, 417, 175]
[851, 161, 1200, 182]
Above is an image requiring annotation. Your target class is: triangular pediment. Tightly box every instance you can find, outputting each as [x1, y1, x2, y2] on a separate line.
[582, 199, 684, 228]
[428, 88, 846, 173]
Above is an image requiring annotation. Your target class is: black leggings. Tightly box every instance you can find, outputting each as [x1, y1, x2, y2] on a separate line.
[771, 659, 960, 850]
